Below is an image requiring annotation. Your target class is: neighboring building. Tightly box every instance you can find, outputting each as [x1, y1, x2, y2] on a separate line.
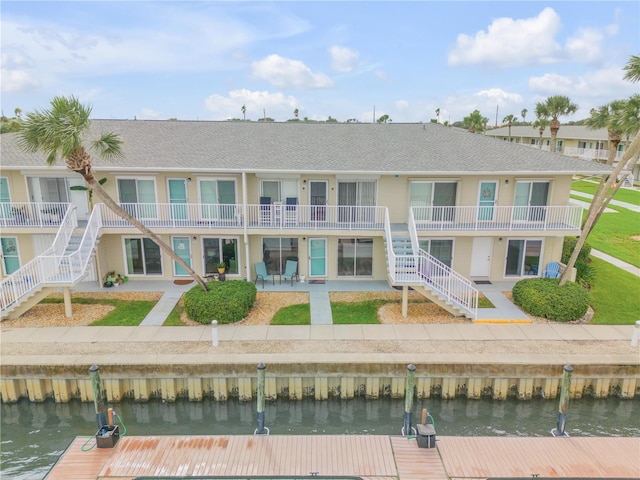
[0, 121, 612, 319]
[485, 125, 637, 183]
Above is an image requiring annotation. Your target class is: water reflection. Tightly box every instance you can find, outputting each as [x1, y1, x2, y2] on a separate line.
[2, 396, 639, 480]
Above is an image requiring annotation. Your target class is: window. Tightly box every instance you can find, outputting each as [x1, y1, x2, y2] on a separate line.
[578, 141, 587, 149]
[418, 239, 453, 268]
[199, 179, 236, 219]
[1, 237, 20, 274]
[0, 177, 11, 219]
[514, 181, 549, 222]
[118, 178, 157, 218]
[337, 180, 376, 222]
[124, 238, 162, 275]
[505, 239, 542, 276]
[262, 237, 298, 275]
[338, 238, 373, 276]
[410, 180, 457, 222]
[203, 238, 238, 275]
[261, 179, 297, 204]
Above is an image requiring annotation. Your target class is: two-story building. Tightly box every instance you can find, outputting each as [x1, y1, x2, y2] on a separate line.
[484, 125, 637, 182]
[0, 121, 612, 320]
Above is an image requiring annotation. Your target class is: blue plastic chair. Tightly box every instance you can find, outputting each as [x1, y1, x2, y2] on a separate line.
[281, 260, 299, 286]
[542, 261, 561, 278]
[254, 261, 274, 288]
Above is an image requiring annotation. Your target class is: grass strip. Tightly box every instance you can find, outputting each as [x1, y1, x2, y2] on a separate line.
[588, 257, 640, 325]
[271, 303, 311, 325]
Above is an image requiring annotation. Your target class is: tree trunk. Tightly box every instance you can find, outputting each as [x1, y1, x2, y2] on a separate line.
[84, 174, 209, 291]
[550, 120, 560, 152]
[560, 131, 640, 285]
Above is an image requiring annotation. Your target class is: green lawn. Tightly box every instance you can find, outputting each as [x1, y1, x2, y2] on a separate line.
[588, 257, 640, 324]
[571, 180, 640, 206]
[41, 297, 156, 326]
[580, 204, 640, 268]
[332, 300, 385, 324]
[163, 304, 185, 326]
[271, 303, 311, 325]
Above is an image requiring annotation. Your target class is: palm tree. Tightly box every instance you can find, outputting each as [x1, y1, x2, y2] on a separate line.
[294, 108, 299, 119]
[521, 108, 528, 124]
[463, 109, 488, 133]
[623, 54, 640, 83]
[532, 116, 549, 149]
[502, 114, 517, 141]
[535, 95, 578, 152]
[435, 108, 441, 124]
[241, 104, 246, 121]
[17, 96, 209, 291]
[560, 57, 640, 285]
[585, 100, 626, 165]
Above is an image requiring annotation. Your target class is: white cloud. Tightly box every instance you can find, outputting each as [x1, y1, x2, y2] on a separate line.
[329, 45, 359, 72]
[252, 54, 333, 89]
[565, 28, 605, 63]
[448, 7, 562, 67]
[204, 88, 299, 120]
[475, 88, 524, 105]
[0, 68, 39, 92]
[138, 108, 164, 120]
[529, 67, 635, 97]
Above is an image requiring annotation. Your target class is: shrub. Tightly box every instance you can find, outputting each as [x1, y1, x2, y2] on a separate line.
[562, 237, 591, 264]
[512, 278, 589, 322]
[575, 260, 596, 287]
[183, 280, 257, 324]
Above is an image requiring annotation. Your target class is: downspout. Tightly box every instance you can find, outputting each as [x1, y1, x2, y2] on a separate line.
[242, 171, 250, 281]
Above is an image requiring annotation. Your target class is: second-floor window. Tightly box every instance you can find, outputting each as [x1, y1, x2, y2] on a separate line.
[118, 178, 157, 218]
[337, 180, 376, 223]
[514, 181, 549, 222]
[261, 179, 297, 204]
[410, 180, 457, 222]
[200, 179, 236, 219]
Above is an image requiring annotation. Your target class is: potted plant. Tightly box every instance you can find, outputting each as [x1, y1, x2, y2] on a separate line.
[216, 262, 226, 274]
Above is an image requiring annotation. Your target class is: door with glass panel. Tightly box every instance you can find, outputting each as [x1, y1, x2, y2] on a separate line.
[309, 180, 327, 222]
[1, 237, 20, 274]
[309, 238, 327, 277]
[0, 177, 11, 221]
[200, 179, 236, 221]
[505, 239, 542, 276]
[168, 179, 188, 221]
[410, 181, 457, 223]
[172, 237, 192, 276]
[513, 181, 549, 222]
[337, 181, 376, 224]
[477, 181, 497, 221]
[118, 179, 157, 219]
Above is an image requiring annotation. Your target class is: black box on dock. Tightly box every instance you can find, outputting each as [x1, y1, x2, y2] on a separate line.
[95, 425, 119, 448]
[416, 423, 436, 448]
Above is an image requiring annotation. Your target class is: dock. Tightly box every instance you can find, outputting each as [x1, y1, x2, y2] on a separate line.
[45, 434, 640, 479]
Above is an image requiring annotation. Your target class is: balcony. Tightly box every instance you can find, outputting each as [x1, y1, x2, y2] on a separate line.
[0, 202, 69, 228]
[99, 203, 387, 231]
[411, 205, 582, 233]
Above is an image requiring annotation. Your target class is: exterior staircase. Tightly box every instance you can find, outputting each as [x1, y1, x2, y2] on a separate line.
[1, 206, 102, 320]
[383, 210, 478, 320]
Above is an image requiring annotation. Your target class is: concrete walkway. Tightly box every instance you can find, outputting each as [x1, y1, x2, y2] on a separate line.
[571, 189, 640, 213]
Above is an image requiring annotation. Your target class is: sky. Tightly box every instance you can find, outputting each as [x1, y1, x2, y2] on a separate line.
[1, 1, 639, 124]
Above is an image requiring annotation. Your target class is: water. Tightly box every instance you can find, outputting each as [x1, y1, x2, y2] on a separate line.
[2, 396, 639, 480]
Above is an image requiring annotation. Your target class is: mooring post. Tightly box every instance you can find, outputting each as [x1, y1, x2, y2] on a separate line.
[631, 320, 640, 347]
[255, 362, 267, 435]
[556, 364, 573, 437]
[89, 365, 107, 427]
[211, 320, 219, 347]
[403, 364, 416, 436]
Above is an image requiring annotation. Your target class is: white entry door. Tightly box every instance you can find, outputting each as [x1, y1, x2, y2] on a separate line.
[470, 237, 493, 277]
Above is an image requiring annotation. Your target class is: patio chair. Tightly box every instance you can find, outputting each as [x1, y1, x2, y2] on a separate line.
[284, 197, 298, 225]
[281, 260, 299, 286]
[254, 261, 274, 288]
[542, 261, 561, 278]
[259, 196, 272, 225]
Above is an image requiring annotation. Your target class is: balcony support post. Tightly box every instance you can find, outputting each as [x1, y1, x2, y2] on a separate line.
[63, 286, 73, 318]
[402, 285, 409, 318]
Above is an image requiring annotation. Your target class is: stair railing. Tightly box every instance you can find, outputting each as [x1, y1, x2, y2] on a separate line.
[409, 208, 478, 319]
[383, 208, 398, 283]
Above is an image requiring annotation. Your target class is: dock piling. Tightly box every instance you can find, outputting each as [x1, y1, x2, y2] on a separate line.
[89, 365, 107, 427]
[555, 364, 573, 437]
[403, 364, 416, 436]
[255, 362, 268, 435]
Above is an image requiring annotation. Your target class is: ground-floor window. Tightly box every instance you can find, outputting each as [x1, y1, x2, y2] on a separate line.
[337, 238, 373, 276]
[124, 238, 162, 275]
[203, 237, 238, 275]
[505, 239, 542, 276]
[418, 238, 453, 268]
[1, 237, 20, 274]
[263, 237, 298, 275]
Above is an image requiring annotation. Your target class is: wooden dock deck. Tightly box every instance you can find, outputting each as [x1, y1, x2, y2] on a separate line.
[45, 435, 640, 479]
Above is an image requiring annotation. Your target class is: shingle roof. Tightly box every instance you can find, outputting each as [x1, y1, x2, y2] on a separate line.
[1, 120, 612, 175]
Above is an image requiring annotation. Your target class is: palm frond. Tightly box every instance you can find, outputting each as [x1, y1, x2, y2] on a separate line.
[91, 132, 124, 160]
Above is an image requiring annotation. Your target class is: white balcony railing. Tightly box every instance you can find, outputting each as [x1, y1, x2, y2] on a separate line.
[0, 202, 69, 228]
[411, 205, 582, 232]
[99, 203, 387, 230]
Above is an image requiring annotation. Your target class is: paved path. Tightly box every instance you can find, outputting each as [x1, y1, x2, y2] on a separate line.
[571, 189, 640, 213]
[309, 291, 332, 324]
